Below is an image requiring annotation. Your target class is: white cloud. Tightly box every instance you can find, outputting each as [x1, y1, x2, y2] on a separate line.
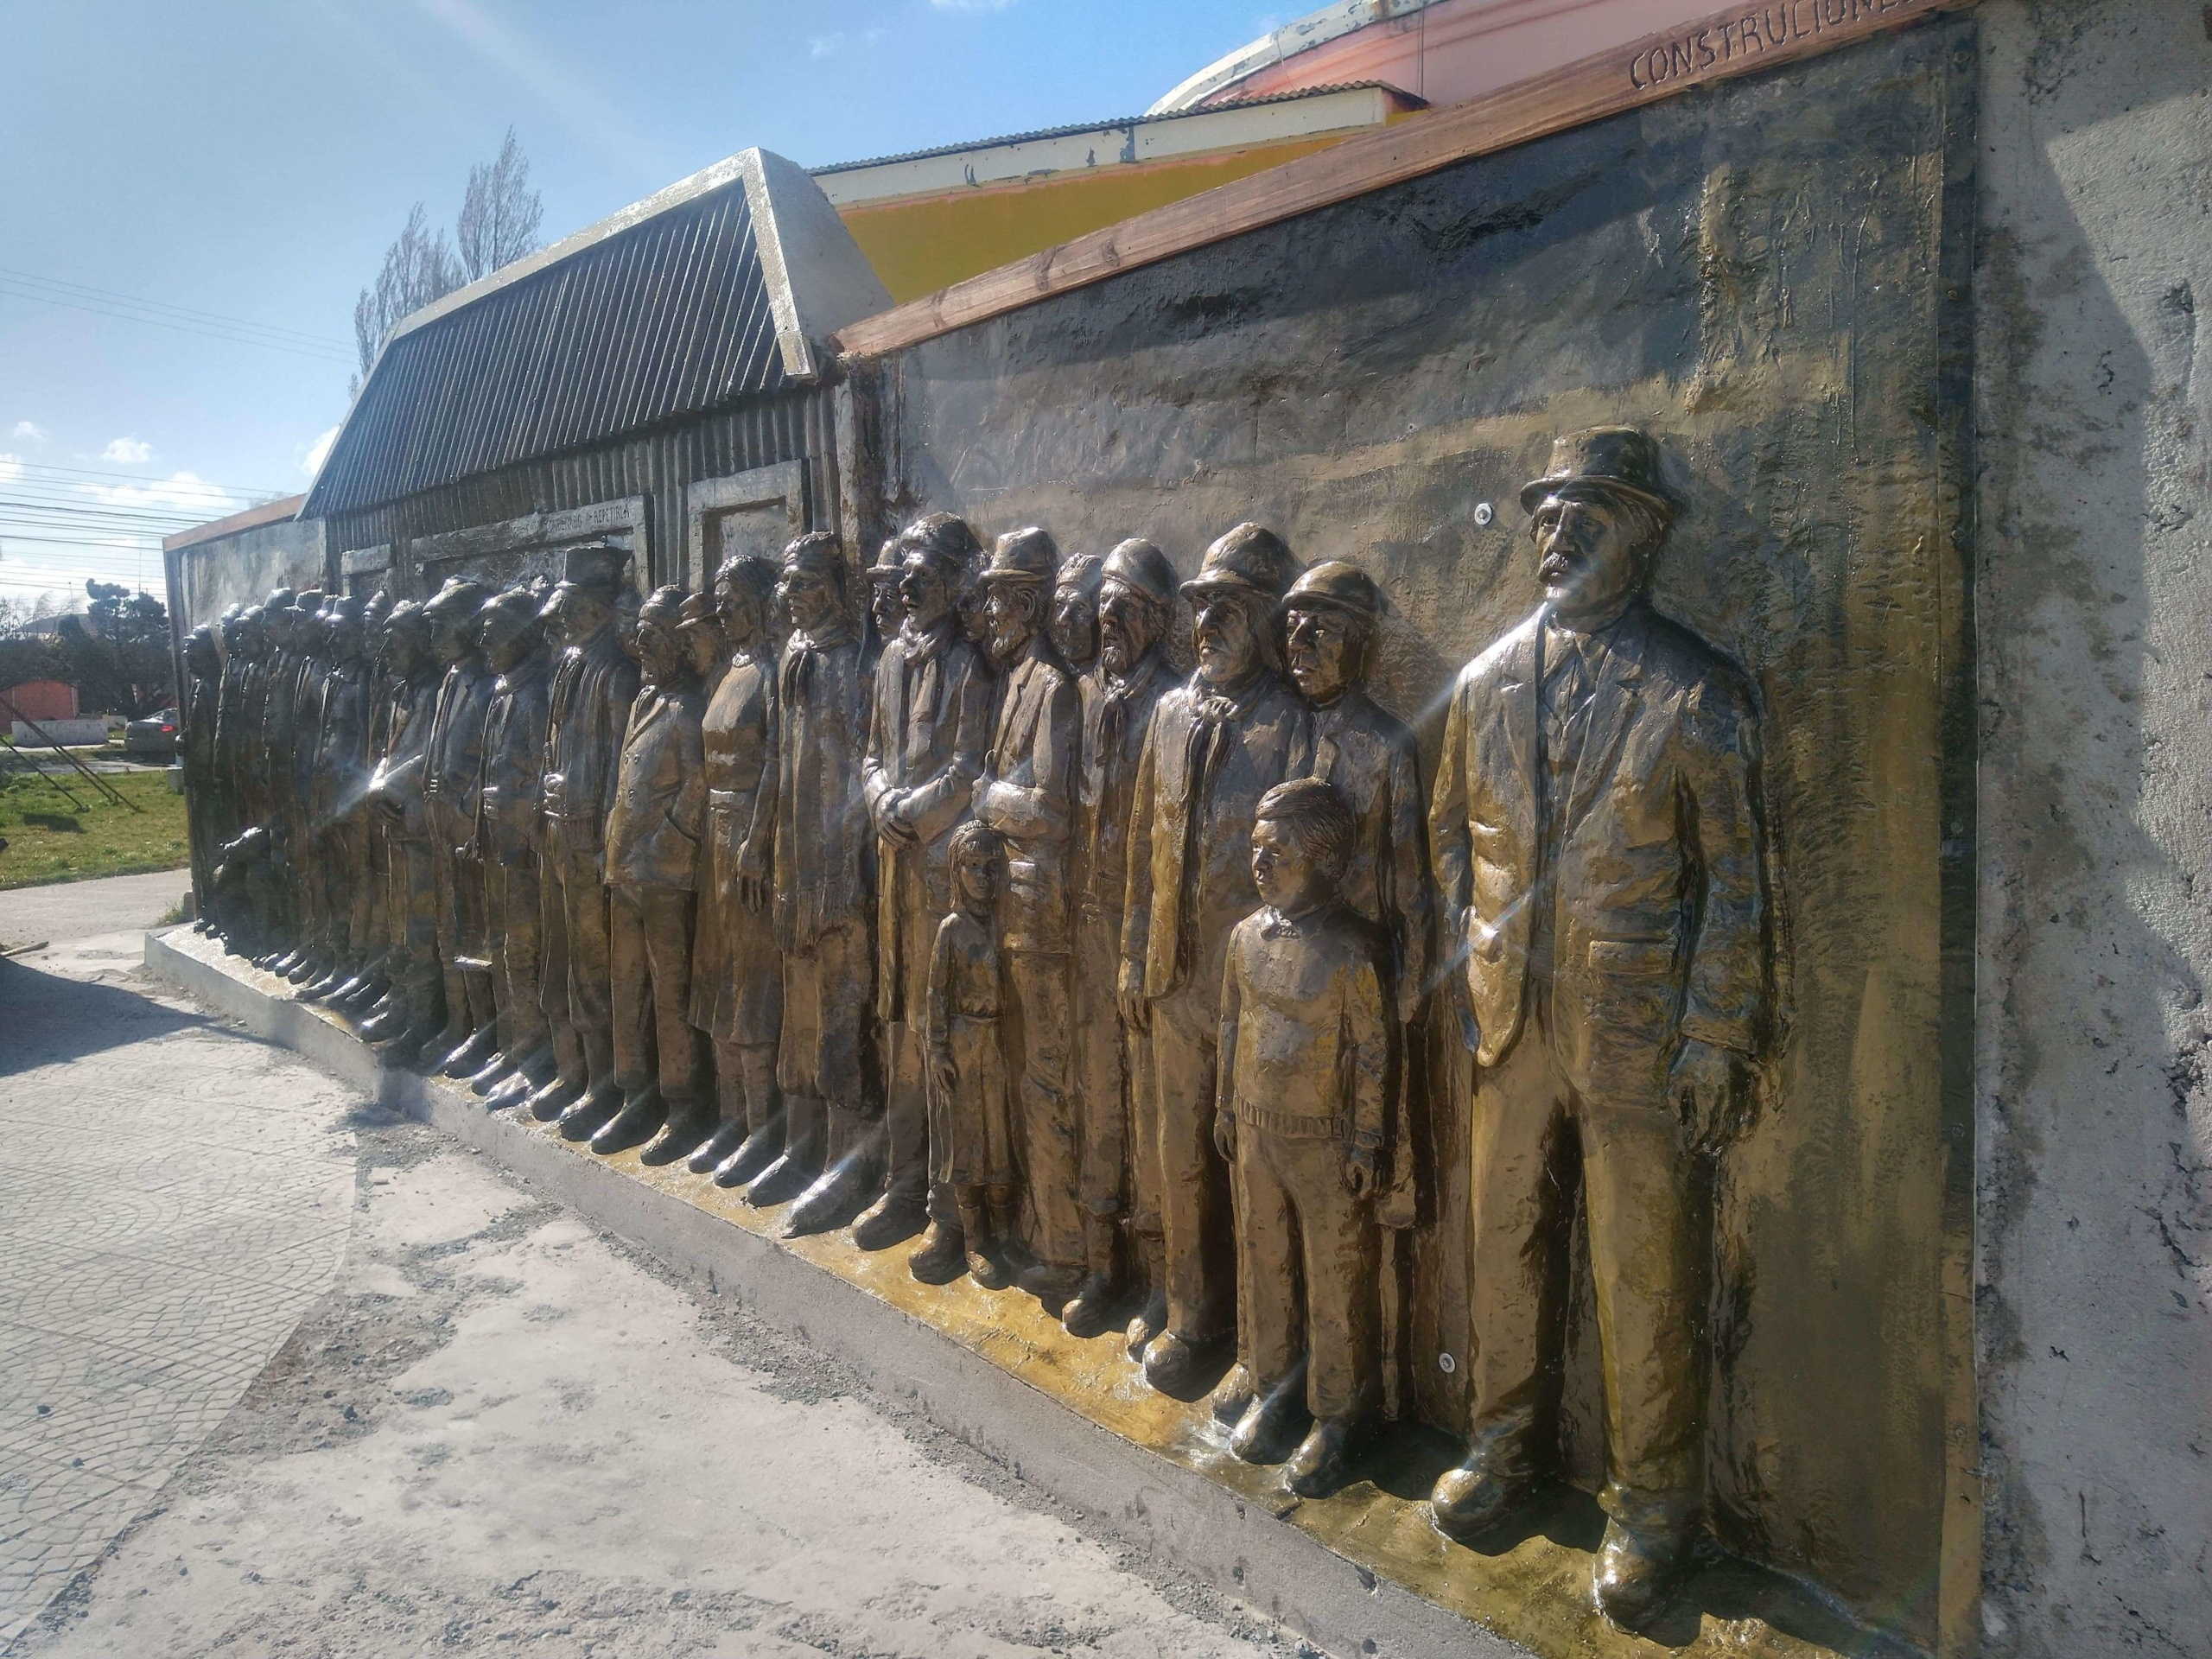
[99, 436, 154, 465]
[81, 470, 248, 520]
[301, 425, 340, 478]
[0, 452, 22, 485]
[9, 421, 46, 445]
[808, 26, 884, 56]
[930, 0, 1017, 10]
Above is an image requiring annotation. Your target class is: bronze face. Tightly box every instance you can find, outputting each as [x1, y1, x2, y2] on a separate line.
[1191, 591, 1264, 685]
[635, 617, 683, 685]
[951, 829, 1001, 912]
[1050, 582, 1098, 667]
[1284, 603, 1364, 703]
[479, 600, 538, 673]
[979, 580, 1040, 668]
[1530, 487, 1656, 627]
[779, 563, 839, 635]
[1249, 815, 1326, 915]
[870, 571, 906, 642]
[898, 549, 957, 632]
[1096, 581, 1160, 677]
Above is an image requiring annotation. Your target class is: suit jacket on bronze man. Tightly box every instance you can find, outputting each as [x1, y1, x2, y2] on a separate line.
[542, 626, 639, 873]
[477, 653, 552, 868]
[976, 639, 1080, 957]
[1122, 670, 1309, 1007]
[605, 682, 706, 890]
[1428, 599, 1768, 1100]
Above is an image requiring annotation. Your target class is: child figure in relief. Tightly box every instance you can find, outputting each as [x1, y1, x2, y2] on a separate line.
[927, 818, 1017, 1289]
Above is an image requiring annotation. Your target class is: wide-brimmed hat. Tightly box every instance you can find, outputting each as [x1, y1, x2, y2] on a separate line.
[1053, 552, 1103, 597]
[1181, 524, 1297, 603]
[638, 584, 690, 628]
[1282, 560, 1382, 623]
[552, 540, 630, 594]
[866, 538, 906, 582]
[977, 526, 1058, 587]
[1518, 426, 1678, 517]
[1100, 538, 1177, 608]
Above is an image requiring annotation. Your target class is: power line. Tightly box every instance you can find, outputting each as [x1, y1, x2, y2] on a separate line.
[0, 501, 218, 528]
[1, 458, 289, 498]
[0, 267, 352, 350]
[0, 281, 356, 365]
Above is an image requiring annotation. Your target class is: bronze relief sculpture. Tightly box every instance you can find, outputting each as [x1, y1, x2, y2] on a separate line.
[600, 584, 711, 1158]
[925, 818, 1018, 1288]
[1065, 539, 1180, 1341]
[419, 579, 499, 1078]
[863, 512, 992, 1262]
[753, 532, 878, 1230]
[529, 545, 642, 1133]
[1120, 524, 1307, 1393]
[471, 588, 556, 1109]
[1426, 427, 1770, 1630]
[971, 526, 1085, 1300]
[692, 557, 787, 1185]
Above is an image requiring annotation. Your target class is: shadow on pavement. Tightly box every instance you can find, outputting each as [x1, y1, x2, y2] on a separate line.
[0, 950, 212, 1076]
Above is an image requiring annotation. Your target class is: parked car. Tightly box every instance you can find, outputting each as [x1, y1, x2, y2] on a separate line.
[123, 708, 181, 759]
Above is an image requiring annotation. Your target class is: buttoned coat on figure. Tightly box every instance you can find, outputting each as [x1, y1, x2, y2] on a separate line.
[1121, 524, 1308, 1394]
[925, 819, 1019, 1290]
[527, 545, 642, 1135]
[972, 526, 1086, 1297]
[1426, 428, 1770, 1633]
[596, 585, 710, 1160]
[1061, 539, 1180, 1342]
[360, 603, 446, 1060]
[420, 581, 499, 1077]
[861, 515, 992, 1262]
[469, 588, 556, 1108]
[691, 558, 786, 1186]
[752, 532, 878, 1231]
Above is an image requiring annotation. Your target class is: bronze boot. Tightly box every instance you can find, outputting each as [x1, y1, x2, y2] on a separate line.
[639, 1094, 711, 1166]
[1125, 1233, 1167, 1361]
[589, 1085, 664, 1155]
[908, 1196, 967, 1286]
[958, 1191, 1012, 1291]
[1060, 1213, 1123, 1338]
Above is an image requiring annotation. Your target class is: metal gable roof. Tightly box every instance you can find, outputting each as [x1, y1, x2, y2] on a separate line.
[303, 149, 887, 520]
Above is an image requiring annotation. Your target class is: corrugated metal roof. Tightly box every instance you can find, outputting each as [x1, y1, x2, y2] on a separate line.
[305, 177, 786, 519]
[810, 82, 1421, 176]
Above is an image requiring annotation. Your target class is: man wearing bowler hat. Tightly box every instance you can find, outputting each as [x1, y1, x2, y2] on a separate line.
[528, 543, 642, 1135]
[1120, 523, 1308, 1393]
[1426, 427, 1770, 1630]
[970, 525, 1084, 1299]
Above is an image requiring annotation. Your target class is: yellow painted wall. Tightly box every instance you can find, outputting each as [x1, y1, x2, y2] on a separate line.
[836, 122, 1418, 303]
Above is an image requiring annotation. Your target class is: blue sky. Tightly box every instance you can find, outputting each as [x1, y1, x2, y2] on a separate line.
[0, 0, 1281, 606]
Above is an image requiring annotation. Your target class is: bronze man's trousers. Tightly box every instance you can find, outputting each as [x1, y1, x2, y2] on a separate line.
[609, 881, 704, 1104]
[541, 838, 617, 1093]
[1147, 981, 1235, 1344]
[489, 855, 546, 1061]
[1464, 1006, 1704, 1528]
[1074, 909, 1160, 1239]
[1005, 948, 1081, 1271]
[1232, 1125, 1378, 1422]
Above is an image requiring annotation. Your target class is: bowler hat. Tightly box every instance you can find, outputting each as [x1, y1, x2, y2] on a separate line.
[898, 512, 982, 569]
[1519, 426, 1678, 516]
[978, 526, 1058, 587]
[639, 584, 689, 627]
[1054, 552, 1103, 596]
[866, 538, 906, 582]
[553, 541, 630, 594]
[1181, 524, 1298, 603]
[1282, 560, 1382, 622]
[1100, 539, 1177, 608]
[423, 576, 489, 620]
[676, 590, 721, 629]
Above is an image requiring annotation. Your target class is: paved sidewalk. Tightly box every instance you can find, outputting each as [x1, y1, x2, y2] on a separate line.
[0, 870, 190, 952]
[0, 927, 354, 1648]
[0, 901, 1291, 1657]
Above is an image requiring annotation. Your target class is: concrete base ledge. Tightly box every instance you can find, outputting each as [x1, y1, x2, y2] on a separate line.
[145, 925, 1883, 1659]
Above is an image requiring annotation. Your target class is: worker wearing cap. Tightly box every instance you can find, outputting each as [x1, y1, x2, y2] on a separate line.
[968, 525, 1084, 1299]
[528, 543, 642, 1134]
[1120, 523, 1310, 1394]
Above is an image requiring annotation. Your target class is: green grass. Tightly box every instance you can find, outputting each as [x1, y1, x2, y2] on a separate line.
[0, 769, 190, 890]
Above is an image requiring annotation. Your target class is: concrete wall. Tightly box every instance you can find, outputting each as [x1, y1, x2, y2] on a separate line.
[171, 515, 328, 633]
[1973, 1, 2212, 1653]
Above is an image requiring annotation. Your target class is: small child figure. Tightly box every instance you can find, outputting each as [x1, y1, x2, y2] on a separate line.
[925, 819, 1017, 1290]
[211, 823, 286, 961]
[1210, 777, 1407, 1497]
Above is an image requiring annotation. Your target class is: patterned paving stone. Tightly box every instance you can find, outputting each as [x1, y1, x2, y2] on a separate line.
[0, 938, 356, 1646]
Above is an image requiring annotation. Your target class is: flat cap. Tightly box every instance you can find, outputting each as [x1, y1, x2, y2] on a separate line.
[1182, 523, 1298, 603]
[978, 525, 1058, 587]
[1100, 538, 1177, 608]
[1282, 560, 1383, 622]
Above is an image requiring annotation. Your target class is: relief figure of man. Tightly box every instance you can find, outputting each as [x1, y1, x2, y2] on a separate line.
[419, 580, 499, 1077]
[527, 544, 642, 1133]
[862, 514, 991, 1264]
[1121, 524, 1306, 1393]
[1061, 540, 1179, 1342]
[752, 533, 878, 1232]
[970, 526, 1084, 1300]
[1426, 428, 1770, 1630]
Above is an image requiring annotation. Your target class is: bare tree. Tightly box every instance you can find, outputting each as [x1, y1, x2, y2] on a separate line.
[352, 201, 464, 388]
[457, 127, 544, 283]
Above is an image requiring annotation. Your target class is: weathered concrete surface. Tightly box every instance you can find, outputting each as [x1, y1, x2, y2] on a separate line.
[1974, 1, 2212, 1654]
[0, 870, 191, 952]
[11, 1098, 1296, 1659]
[0, 931, 353, 1647]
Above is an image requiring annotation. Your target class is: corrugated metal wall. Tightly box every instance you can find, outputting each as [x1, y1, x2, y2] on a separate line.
[322, 385, 839, 593]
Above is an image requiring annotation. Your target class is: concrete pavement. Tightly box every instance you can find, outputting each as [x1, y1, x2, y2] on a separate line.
[0, 876, 1294, 1659]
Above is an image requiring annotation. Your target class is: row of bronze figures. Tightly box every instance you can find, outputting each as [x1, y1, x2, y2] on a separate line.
[179, 428, 1770, 1633]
